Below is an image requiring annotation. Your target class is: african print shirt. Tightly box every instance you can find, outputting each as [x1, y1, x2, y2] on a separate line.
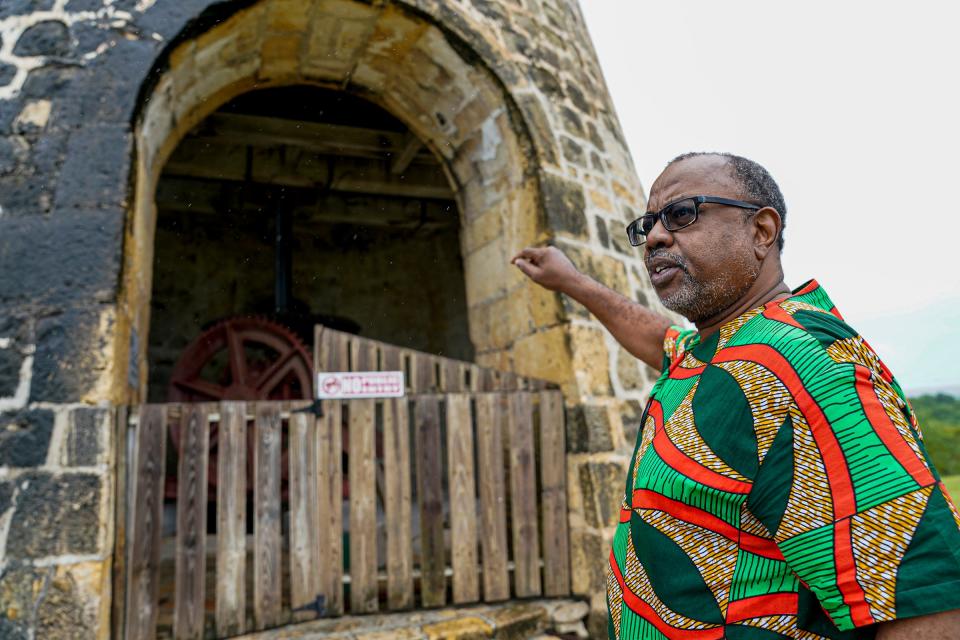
[607, 280, 960, 639]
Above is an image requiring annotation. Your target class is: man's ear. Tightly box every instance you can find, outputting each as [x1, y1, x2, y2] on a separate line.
[752, 207, 782, 259]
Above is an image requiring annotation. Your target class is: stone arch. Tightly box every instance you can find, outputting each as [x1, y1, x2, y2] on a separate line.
[116, 0, 566, 403]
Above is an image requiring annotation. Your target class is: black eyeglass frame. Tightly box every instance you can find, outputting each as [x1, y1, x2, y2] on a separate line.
[625, 195, 763, 246]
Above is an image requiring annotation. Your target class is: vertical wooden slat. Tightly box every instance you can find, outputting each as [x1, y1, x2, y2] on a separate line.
[507, 392, 542, 597]
[467, 365, 481, 392]
[479, 368, 498, 392]
[539, 390, 571, 596]
[289, 407, 319, 621]
[353, 339, 375, 372]
[111, 406, 128, 640]
[314, 324, 342, 616]
[381, 344, 401, 373]
[405, 352, 418, 393]
[442, 359, 463, 392]
[475, 394, 509, 601]
[414, 395, 446, 607]
[174, 404, 209, 640]
[317, 400, 343, 616]
[349, 399, 378, 613]
[383, 397, 413, 610]
[318, 326, 349, 372]
[124, 404, 167, 640]
[216, 401, 247, 637]
[446, 393, 479, 603]
[254, 403, 282, 630]
[414, 354, 435, 393]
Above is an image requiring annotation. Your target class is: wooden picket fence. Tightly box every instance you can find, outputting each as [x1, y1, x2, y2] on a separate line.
[114, 392, 570, 638]
[314, 324, 548, 393]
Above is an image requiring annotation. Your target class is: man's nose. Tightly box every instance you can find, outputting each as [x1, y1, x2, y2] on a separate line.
[644, 215, 674, 250]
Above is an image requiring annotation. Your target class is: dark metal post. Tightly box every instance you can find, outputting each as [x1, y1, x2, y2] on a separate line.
[274, 194, 293, 315]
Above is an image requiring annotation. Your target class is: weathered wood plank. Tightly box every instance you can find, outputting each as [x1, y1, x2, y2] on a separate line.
[406, 353, 420, 393]
[317, 326, 349, 372]
[414, 396, 446, 607]
[413, 353, 436, 393]
[111, 406, 128, 640]
[467, 365, 481, 392]
[254, 403, 282, 629]
[352, 338, 375, 372]
[446, 394, 479, 604]
[216, 402, 247, 637]
[316, 400, 344, 616]
[507, 392, 542, 597]
[289, 407, 320, 621]
[381, 344, 402, 378]
[124, 405, 167, 640]
[499, 371, 520, 391]
[349, 399, 378, 614]
[479, 368, 498, 392]
[383, 397, 413, 610]
[475, 394, 509, 602]
[174, 404, 209, 640]
[317, 326, 331, 371]
[441, 358, 463, 392]
[538, 391, 571, 596]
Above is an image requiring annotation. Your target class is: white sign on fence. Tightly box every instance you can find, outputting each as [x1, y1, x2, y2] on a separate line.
[316, 371, 406, 399]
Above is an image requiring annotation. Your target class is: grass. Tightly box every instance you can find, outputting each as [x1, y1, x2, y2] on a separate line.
[943, 475, 960, 499]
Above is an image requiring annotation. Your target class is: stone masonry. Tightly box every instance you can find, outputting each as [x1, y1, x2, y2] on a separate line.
[0, 1, 670, 637]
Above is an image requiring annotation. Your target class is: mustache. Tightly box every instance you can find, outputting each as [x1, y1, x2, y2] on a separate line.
[644, 248, 689, 272]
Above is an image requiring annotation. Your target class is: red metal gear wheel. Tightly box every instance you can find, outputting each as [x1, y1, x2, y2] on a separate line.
[167, 315, 312, 403]
[166, 315, 314, 497]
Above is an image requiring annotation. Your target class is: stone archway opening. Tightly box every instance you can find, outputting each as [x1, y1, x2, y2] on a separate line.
[117, 0, 556, 405]
[147, 84, 473, 402]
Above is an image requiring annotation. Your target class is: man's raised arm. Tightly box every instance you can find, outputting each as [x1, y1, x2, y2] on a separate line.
[511, 246, 671, 371]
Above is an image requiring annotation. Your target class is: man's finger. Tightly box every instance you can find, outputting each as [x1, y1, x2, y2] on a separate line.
[511, 246, 545, 264]
[513, 258, 538, 279]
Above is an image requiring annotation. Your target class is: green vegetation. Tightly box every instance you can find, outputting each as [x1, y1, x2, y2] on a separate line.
[944, 475, 960, 500]
[910, 394, 960, 477]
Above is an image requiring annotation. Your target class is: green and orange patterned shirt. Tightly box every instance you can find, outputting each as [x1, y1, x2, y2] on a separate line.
[607, 280, 960, 639]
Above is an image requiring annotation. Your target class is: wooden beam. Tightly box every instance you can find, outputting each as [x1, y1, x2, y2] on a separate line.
[163, 140, 453, 200]
[194, 113, 435, 164]
[391, 133, 422, 175]
[154, 176, 458, 228]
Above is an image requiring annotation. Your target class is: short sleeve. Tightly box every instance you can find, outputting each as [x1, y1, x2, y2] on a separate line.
[749, 338, 960, 630]
[661, 325, 698, 372]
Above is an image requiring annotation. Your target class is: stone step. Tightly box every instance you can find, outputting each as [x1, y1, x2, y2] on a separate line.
[232, 598, 589, 640]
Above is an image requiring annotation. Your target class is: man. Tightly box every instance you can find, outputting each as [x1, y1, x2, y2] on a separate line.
[512, 153, 960, 639]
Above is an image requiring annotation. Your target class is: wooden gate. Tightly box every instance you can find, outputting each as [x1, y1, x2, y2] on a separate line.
[114, 331, 570, 639]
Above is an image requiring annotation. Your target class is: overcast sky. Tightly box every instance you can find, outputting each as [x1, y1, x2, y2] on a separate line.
[580, 1, 960, 393]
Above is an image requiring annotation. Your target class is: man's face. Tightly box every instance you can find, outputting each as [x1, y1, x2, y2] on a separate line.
[643, 156, 761, 323]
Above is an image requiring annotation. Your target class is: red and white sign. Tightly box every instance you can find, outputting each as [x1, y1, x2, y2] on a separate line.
[316, 371, 405, 399]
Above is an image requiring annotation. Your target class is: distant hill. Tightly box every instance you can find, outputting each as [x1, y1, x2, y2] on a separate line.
[909, 394, 960, 476]
[907, 385, 960, 398]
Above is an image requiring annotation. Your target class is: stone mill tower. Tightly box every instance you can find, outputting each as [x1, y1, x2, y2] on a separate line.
[0, 1, 664, 637]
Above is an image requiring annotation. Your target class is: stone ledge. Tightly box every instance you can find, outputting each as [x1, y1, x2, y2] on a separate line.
[233, 599, 589, 640]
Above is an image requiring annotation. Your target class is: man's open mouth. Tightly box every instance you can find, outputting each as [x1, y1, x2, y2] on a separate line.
[646, 254, 685, 286]
[649, 265, 680, 286]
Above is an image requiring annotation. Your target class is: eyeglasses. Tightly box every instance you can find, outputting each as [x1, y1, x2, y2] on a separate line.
[626, 195, 762, 246]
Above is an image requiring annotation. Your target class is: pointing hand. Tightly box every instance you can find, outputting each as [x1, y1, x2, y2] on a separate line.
[511, 246, 582, 293]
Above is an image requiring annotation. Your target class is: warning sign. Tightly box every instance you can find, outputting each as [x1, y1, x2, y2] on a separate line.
[316, 371, 405, 399]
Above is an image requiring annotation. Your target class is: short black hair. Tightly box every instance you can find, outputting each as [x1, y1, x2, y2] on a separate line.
[669, 152, 787, 251]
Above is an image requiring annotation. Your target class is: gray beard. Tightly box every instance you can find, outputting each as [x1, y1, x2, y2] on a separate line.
[649, 251, 759, 323]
